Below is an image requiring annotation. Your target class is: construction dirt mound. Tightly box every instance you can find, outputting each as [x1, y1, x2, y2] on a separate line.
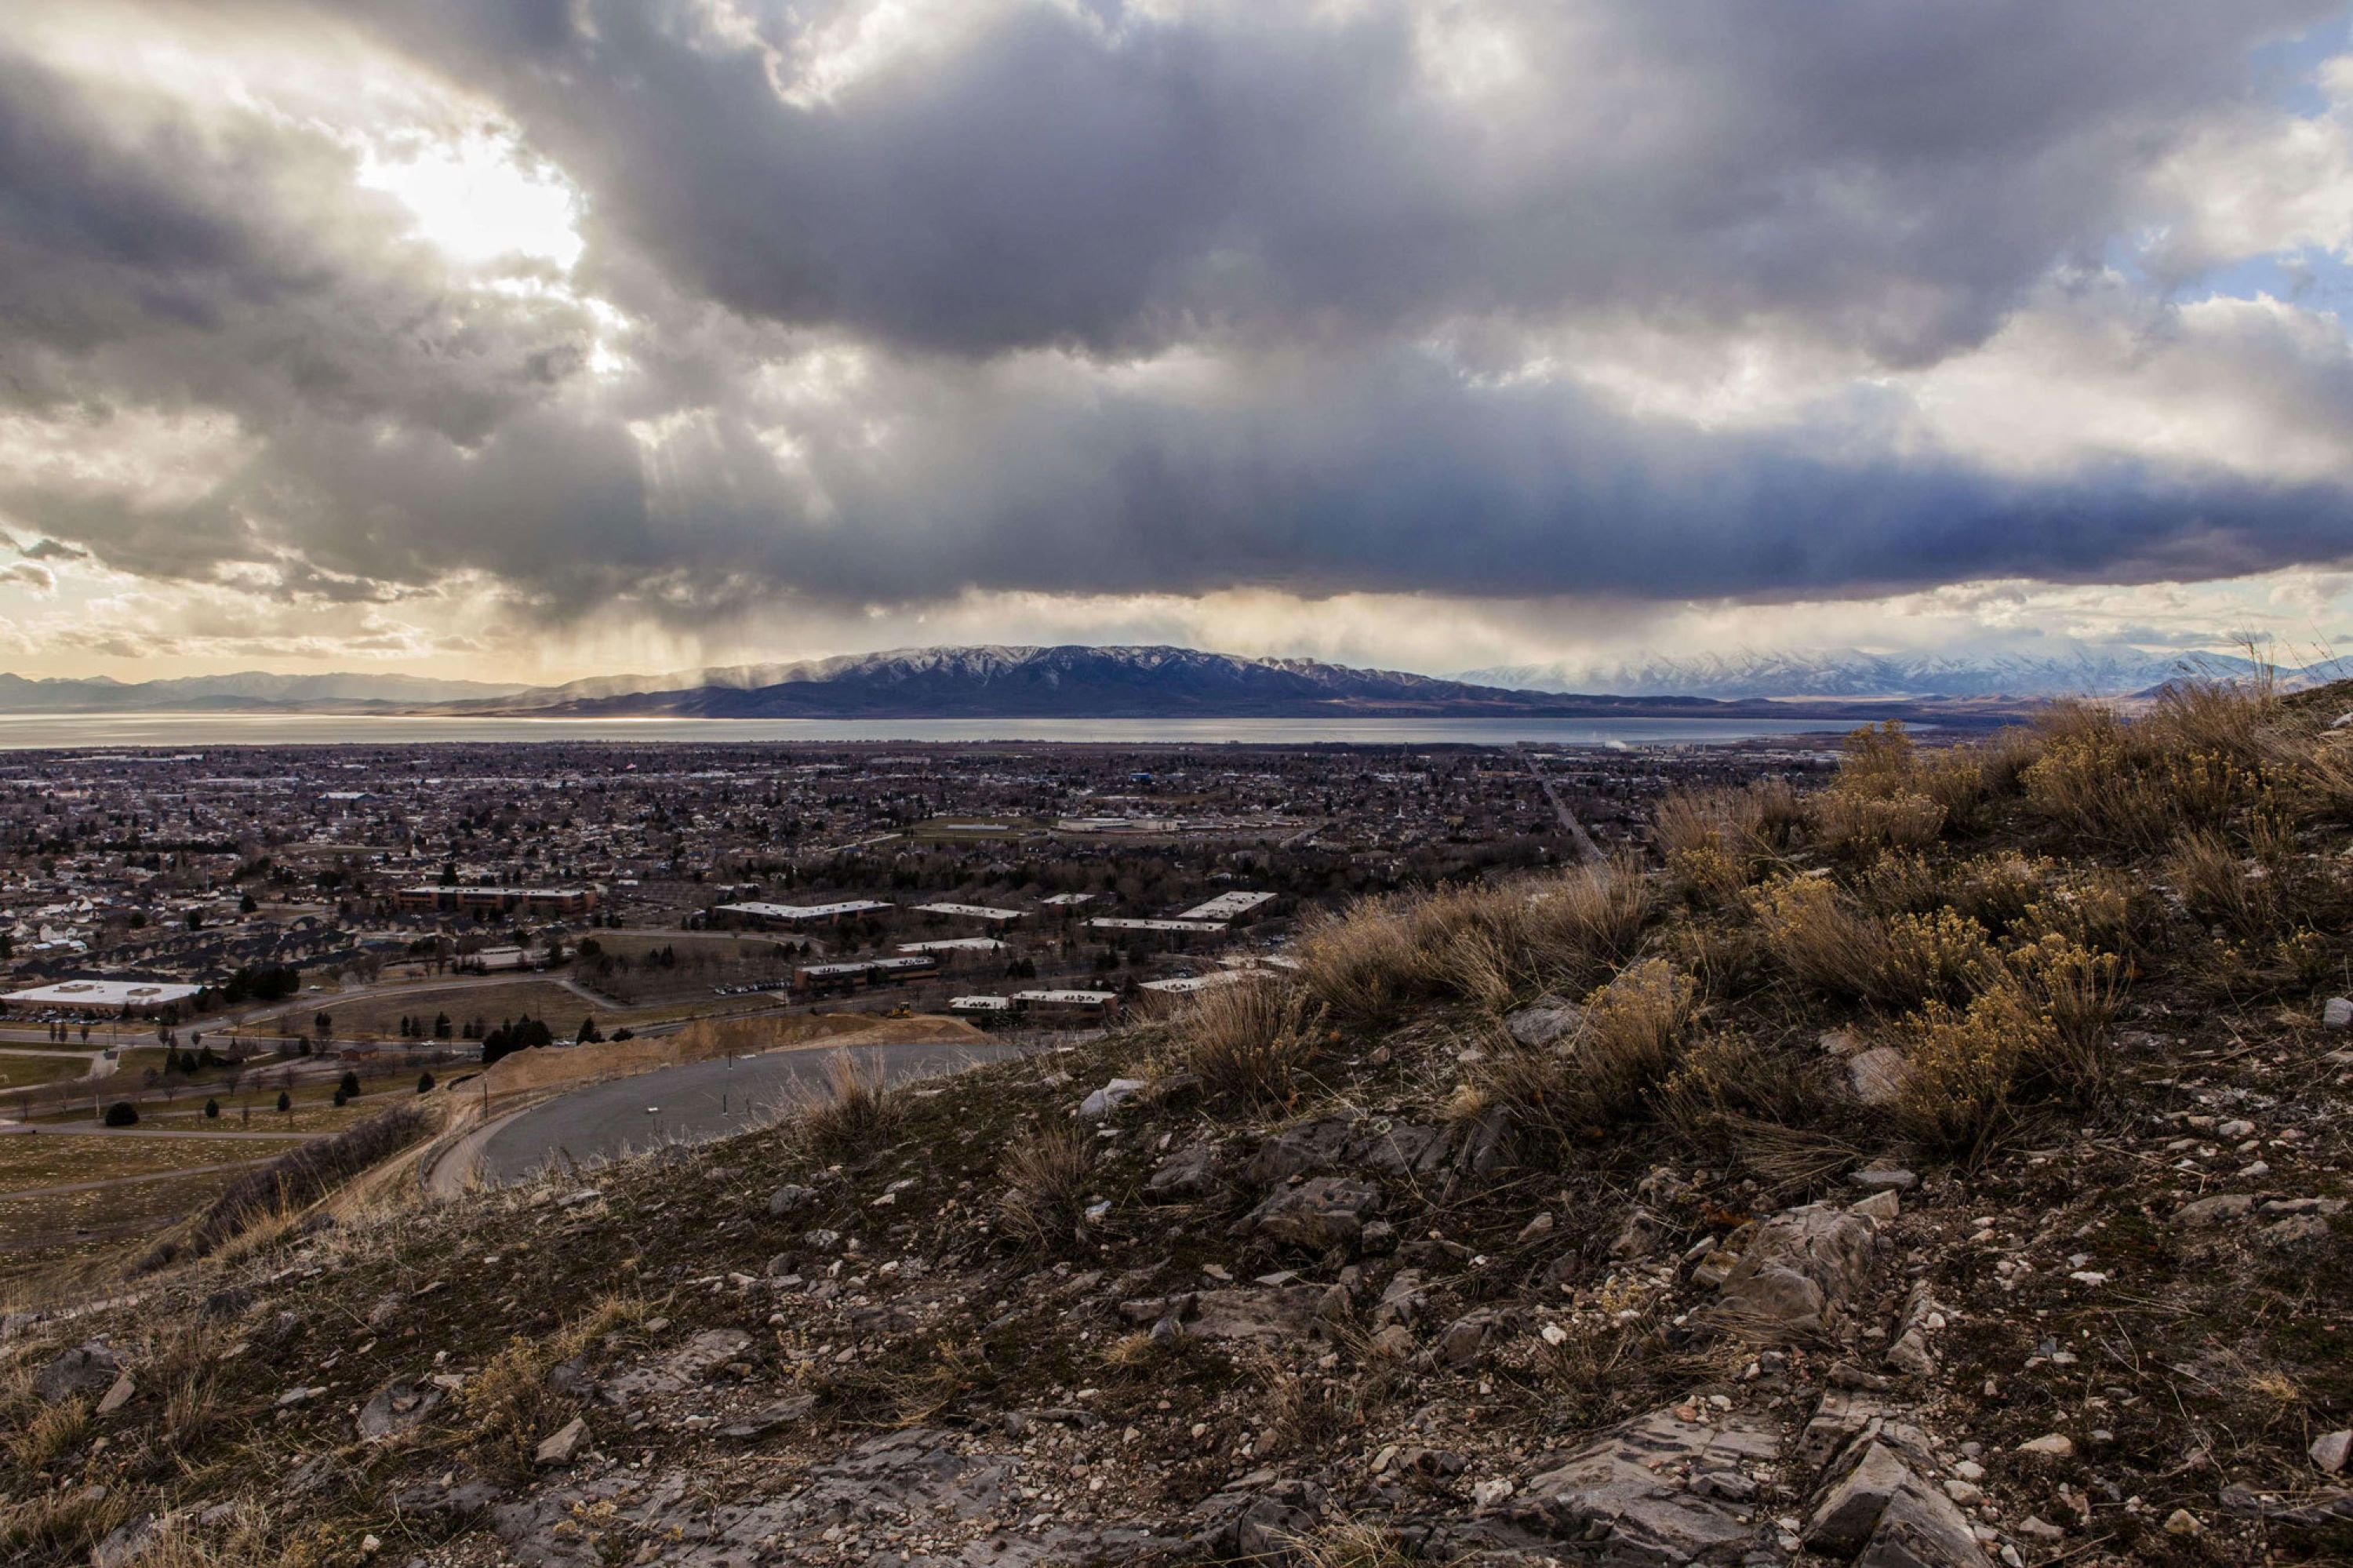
[478, 1011, 986, 1102]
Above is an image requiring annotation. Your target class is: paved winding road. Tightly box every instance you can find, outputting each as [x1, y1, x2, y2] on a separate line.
[470, 1038, 1022, 1184]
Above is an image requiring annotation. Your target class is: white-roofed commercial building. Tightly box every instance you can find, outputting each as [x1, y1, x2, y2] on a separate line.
[4, 979, 203, 1015]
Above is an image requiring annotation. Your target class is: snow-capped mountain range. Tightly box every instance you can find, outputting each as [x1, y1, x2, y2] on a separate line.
[1459, 645, 2348, 700]
[2, 642, 2338, 718]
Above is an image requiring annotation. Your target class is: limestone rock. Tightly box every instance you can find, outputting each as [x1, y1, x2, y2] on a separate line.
[1079, 1078, 1147, 1119]
[1187, 1286, 1326, 1342]
[1508, 1405, 1780, 1564]
[1847, 1046, 1911, 1107]
[766, 1184, 817, 1217]
[534, 1416, 588, 1467]
[357, 1376, 446, 1441]
[35, 1341, 119, 1404]
[1145, 1141, 1220, 1200]
[1505, 995, 1586, 1048]
[1806, 1439, 1979, 1568]
[89, 1513, 155, 1568]
[1711, 1203, 1878, 1339]
[2175, 1193, 2255, 1227]
[95, 1371, 135, 1417]
[2314, 1430, 2353, 1475]
[1431, 1310, 1505, 1369]
[1235, 1177, 1384, 1251]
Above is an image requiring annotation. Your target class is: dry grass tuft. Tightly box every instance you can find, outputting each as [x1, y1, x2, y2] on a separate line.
[0, 1477, 132, 1563]
[1173, 980, 1326, 1106]
[1807, 791, 1946, 855]
[460, 1293, 646, 1467]
[1657, 1029, 1835, 1153]
[122, 1501, 285, 1568]
[1655, 782, 1798, 899]
[1282, 1517, 1417, 1568]
[1753, 878, 1991, 1007]
[1885, 933, 2124, 1154]
[1481, 958, 1695, 1144]
[1297, 861, 1658, 1020]
[5, 1392, 90, 1471]
[802, 1050, 905, 1156]
[1293, 893, 1429, 1022]
[2020, 692, 2275, 848]
[998, 1123, 1098, 1252]
[1887, 993, 2022, 1158]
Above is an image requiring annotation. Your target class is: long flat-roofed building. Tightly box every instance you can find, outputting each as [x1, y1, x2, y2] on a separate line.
[399, 885, 598, 918]
[1087, 917, 1228, 936]
[913, 902, 1025, 925]
[712, 899, 894, 930]
[1177, 890, 1275, 922]
[4, 979, 204, 1015]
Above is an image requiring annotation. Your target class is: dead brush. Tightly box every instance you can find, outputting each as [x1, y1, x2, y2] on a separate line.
[2143, 668, 2280, 764]
[801, 1050, 904, 1156]
[1295, 893, 1438, 1022]
[1806, 789, 1946, 855]
[2015, 864, 2158, 956]
[140, 1319, 231, 1457]
[1876, 908, 1998, 1006]
[1999, 935, 2125, 1102]
[115, 1501, 282, 1568]
[2165, 828, 2288, 940]
[1527, 856, 1657, 978]
[1752, 877, 1894, 1002]
[1753, 877, 1991, 1007]
[1480, 958, 1695, 1144]
[2021, 697, 2271, 847]
[5, 1392, 91, 1471]
[1656, 1028, 1836, 1153]
[1653, 782, 1793, 898]
[1175, 980, 1327, 1105]
[1886, 991, 2029, 1159]
[1281, 1518, 1417, 1568]
[1238, 1346, 1343, 1457]
[460, 1293, 646, 1467]
[997, 1122, 1097, 1251]
[0, 1478, 133, 1563]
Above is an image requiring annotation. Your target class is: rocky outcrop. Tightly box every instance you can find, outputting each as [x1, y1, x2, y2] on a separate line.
[1708, 1202, 1879, 1339]
[1234, 1177, 1384, 1251]
[1503, 1406, 1782, 1564]
[35, 1341, 119, 1403]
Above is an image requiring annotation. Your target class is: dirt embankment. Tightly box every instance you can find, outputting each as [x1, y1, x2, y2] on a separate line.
[476, 1012, 985, 1105]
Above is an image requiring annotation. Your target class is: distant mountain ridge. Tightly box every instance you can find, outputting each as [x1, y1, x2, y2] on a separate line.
[1460, 645, 2347, 700]
[449, 645, 1777, 719]
[0, 671, 528, 712]
[0, 642, 2317, 720]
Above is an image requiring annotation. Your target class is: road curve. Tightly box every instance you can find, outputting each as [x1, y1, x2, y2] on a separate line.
[467, 1038, 1022, 1186]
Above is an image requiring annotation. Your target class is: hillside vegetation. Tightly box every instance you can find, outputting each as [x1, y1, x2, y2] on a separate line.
[10, 679, 2353, 1566]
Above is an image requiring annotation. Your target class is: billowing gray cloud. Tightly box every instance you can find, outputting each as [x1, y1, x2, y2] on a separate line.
[330, 0, 2339, 362]
[2, 0, 2352, 642]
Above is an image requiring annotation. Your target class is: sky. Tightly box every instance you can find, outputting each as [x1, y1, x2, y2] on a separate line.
[5, 0, 2353, 684]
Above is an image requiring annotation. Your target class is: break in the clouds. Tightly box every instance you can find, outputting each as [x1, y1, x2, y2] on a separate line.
[3, 0, 2353, 677]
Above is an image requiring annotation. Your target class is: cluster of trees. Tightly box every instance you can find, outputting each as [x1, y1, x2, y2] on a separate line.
[396, 1013, 455, 1039]
[162, 1043, 226, 1075]
[480, 1015, 556, 1065]
[217, 964, 300, 1004]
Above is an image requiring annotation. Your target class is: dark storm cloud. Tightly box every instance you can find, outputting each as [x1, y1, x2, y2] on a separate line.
[4, 0, 2353, 624]
[326, 0, 2338, 362]
[0, 46, 590, 440]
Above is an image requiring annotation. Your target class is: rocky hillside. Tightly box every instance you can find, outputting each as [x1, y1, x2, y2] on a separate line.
[9, 684, 2353, 1567]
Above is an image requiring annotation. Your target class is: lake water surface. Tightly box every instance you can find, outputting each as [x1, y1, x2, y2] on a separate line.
[0, 712, 1857, 750]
